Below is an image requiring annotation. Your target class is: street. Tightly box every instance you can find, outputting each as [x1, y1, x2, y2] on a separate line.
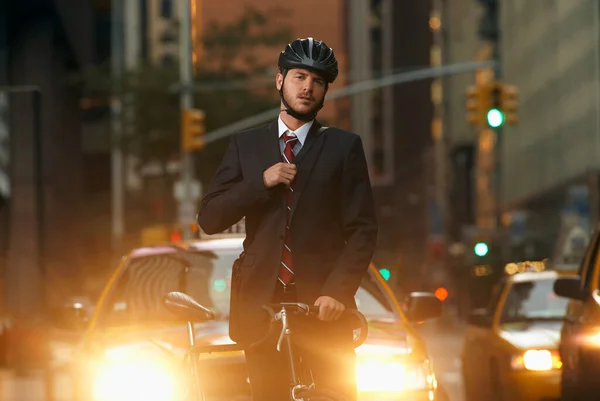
[0, 317, 467, 401]
[417, 316, 466, 401]
[0, 370, 70, 401]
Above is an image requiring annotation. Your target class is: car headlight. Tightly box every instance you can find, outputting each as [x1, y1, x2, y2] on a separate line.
[511, 349, 562, 371]
[578, 330, 600, 347]
[356, 359, 437, 393]
[92, 348, 180, 401]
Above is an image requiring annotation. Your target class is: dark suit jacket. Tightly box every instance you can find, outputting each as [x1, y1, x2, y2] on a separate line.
[197, 119, 378, 343]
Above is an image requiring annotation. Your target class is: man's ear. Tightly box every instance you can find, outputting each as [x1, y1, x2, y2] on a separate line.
[276, 73, 283, 91]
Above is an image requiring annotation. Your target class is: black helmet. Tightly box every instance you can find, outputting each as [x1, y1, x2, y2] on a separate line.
[278, 38, 338, 83]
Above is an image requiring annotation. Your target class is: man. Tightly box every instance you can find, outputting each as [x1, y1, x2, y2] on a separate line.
[197, 37, 378, 400]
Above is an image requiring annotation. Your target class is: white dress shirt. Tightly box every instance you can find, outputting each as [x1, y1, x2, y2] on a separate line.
[278, 116, 314, 156]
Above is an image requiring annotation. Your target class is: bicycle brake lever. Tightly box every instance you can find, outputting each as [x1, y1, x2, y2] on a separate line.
[276, 308, 288, 352]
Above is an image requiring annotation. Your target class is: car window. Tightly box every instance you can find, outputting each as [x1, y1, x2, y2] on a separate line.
[354, 287, 396, 321]
[499, 278, 569, 323]
[99, 249, 239, 326]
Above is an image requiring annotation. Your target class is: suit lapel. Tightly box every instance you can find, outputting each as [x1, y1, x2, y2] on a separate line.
[260, 121, 286, 210]
[290, 121, 327, 223]
[293, 120, 323, 165]
[260, 121, 282, 168]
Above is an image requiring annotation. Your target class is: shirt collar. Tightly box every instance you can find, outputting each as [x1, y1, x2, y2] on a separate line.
[278, 116, 314, 146]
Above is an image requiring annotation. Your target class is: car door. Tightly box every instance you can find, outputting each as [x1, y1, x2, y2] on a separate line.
[463, 279, 506, 390]
[483, 279, 511, 393]
[560, 229, 600, 378]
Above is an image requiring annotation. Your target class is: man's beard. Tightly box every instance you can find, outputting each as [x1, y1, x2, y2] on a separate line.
[282, 89, 325, 121]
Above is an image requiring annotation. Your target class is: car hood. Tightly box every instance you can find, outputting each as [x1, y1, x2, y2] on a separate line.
[88, 317, 417, 361]
[92, 320, 236, 358]
[499, 320, 563, 350]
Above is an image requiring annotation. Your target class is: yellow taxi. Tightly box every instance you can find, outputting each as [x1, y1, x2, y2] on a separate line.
[461, 262, 571, 401]
[54, 229, 447, 401]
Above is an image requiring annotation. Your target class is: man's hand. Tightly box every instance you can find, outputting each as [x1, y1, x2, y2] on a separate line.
[263, 162, 297, 189]
[314, 296, 345, 322]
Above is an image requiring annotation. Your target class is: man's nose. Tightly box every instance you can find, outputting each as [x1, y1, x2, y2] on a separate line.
[302, 78, 315, 92]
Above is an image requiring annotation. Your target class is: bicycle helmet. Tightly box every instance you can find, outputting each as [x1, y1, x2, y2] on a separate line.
[277, 38, 338, 121]
[278, 38, 339, 84]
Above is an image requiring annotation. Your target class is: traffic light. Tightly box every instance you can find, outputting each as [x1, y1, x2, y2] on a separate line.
[501, 84, 519, 124]
[434, 287, 449, 302]
[170, 228, 182, 242]
[181, 108, 206, 152]
[474, 241, 489, 257]
[486, 82, 504, 128]
[213, 279, 227, 292]
[466, 82, 519, 128]
[169, 223, 200, 243]
[379, 268, 391, 281]
[465, 85, 489, 126]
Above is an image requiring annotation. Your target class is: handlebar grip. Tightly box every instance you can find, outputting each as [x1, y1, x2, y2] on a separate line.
[308, 305, 320, 315]
[246, 305, 369, 351]
[310, 306, 369, 348]
[348, 309, 368, 348]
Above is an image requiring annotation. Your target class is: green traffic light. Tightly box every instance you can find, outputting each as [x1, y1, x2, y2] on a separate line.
[474, 242, 489, 257]
[487, 108, 504, 128]
[379, 268, 391, 281]
[213, 279, 227, 292]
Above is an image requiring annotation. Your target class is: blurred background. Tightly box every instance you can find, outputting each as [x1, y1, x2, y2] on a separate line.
[0, 0, 596, 399]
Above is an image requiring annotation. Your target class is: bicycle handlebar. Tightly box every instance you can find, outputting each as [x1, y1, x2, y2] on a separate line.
[248, 302, 369, 352]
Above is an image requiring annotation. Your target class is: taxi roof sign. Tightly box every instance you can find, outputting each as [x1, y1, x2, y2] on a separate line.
[504, 259, 548, 275]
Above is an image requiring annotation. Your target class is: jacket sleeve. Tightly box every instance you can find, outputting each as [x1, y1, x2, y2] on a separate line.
[321, 135, 379, 302]
[198, 134, 275, 234]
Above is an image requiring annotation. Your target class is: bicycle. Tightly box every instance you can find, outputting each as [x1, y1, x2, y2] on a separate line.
[249, 301, 369, 401]
[163, 291, 369, 401]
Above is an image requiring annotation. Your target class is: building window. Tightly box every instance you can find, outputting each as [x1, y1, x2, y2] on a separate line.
[159, 27, 177, 44]
[161, 54, 176, 67]
[160, 0, 172, 18]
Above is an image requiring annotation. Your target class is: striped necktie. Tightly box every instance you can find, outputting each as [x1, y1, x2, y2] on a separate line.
[279, 132, 298, 285]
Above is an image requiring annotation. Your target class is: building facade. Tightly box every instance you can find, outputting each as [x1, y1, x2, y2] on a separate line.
[499, 0, 600, 259]
[0, 0, 95, 317]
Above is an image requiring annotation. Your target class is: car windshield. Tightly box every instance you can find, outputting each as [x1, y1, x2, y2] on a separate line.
[99, 244, 398, 327]
[499, 278, 569, 323]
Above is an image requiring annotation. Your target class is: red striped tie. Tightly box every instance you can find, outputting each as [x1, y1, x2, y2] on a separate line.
[279, 132, 298, 285]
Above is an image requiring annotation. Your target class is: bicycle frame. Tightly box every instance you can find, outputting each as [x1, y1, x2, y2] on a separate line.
[274, 306, 312, 399]
[272, 304, 341, 400]
[186, 320, 206, 401]
[173, 301, 367, 401]
[180, 307, 312, 401]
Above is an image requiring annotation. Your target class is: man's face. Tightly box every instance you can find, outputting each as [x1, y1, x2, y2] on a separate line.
[276, 68, 328, 116]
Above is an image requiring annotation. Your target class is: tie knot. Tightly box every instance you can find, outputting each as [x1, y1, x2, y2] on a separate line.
[283, 132, 298, 144]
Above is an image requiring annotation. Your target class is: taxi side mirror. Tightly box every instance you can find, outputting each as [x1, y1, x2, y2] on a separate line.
[403, 292, 443, 322]
[468, 308, 492, 327]
[554, 276, 586, 301]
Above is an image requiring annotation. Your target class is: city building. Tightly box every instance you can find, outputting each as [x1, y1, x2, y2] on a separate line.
[0, 0, 96, 317]
[500, 0, 600, 258]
